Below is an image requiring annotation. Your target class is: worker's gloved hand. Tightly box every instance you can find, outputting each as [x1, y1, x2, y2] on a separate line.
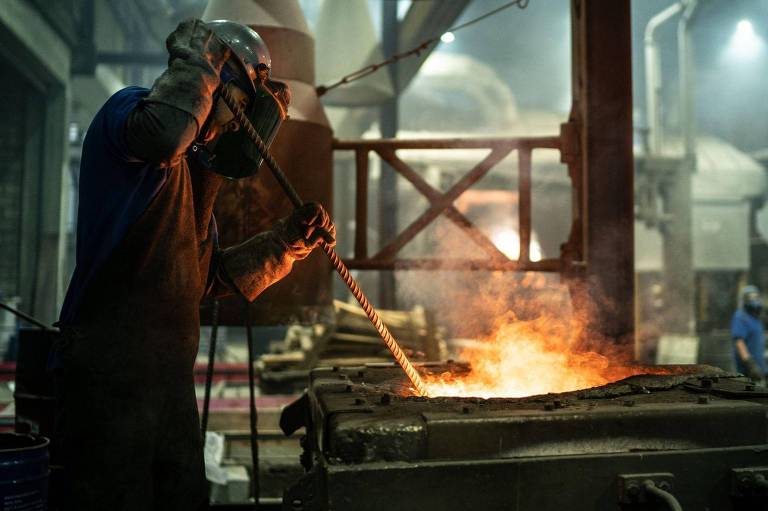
[275, 202, 336, 260]
[743, 357, 764, 381]
[143, 19, 231, 136]
[166, 19, 230, 70]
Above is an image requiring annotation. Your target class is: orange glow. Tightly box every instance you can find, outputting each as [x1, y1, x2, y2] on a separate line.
[423, 310, 653, 399]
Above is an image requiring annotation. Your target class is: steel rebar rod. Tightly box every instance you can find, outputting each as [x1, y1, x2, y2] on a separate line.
[220, 86, 428, 396]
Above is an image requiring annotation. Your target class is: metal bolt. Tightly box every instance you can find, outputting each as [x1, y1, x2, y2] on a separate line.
[625, 483, 640, 498]
[380, 393, 392, 405]
[697, 395, 709, 404]
[745, 384, 756, 391]
[623, 399, 635, 407]
[544, 402, 555, 411]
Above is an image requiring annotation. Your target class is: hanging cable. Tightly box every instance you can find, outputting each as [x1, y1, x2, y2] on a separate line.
[316, 0, 531, 97]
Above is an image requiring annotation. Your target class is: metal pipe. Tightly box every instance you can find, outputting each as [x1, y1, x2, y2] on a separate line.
[642, 480, 683, 511]
[678, 0, 699, 160]
[644, 2, 683, 154]
[219, 86, 428, 397]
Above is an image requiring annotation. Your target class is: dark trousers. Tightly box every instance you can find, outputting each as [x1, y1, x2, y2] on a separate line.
[53, 329, 208, 511]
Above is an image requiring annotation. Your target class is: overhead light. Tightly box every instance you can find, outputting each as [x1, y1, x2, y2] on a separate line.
[440, 32, 455, 44]
[727, 19, 763, 60]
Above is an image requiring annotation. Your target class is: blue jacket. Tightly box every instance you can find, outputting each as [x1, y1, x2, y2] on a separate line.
[731, 308, 766, 373]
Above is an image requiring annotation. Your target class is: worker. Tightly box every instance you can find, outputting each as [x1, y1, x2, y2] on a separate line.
[730, 285, 766, 382]
[53, 19, 334, 510]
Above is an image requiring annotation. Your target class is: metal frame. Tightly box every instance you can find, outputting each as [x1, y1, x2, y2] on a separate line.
[333, 134, 579, 273]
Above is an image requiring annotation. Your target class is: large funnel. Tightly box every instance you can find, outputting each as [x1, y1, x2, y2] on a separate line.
[315, 0, 394, 106]
[203, 0, 334, 325]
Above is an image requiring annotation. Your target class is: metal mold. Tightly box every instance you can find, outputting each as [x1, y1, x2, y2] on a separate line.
[282, 363, 768, 510]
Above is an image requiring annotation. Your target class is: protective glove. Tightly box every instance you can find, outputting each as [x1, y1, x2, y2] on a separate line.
[743, 357, 764, 382]
[274, 202, 336, 260]
[145, 19, 231, 131]
[218, 203, 336, 302]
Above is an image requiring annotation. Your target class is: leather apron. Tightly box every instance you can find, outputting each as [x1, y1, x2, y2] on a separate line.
[57, 156, 221, 511]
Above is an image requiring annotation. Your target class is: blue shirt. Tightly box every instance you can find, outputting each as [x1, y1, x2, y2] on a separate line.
[59, 87, 169, 325]
[731, 308, 767, 373]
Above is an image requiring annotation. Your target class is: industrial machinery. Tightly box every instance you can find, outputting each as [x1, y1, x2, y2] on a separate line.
[282, 363, 768, 511]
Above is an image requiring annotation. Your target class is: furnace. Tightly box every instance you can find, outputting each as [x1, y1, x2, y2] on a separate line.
[282, 363, 768, 510]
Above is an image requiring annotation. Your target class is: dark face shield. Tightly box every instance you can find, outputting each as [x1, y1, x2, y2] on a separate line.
[212, 79, 290, 179]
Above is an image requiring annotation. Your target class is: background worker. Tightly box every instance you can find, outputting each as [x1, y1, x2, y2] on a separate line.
[731, 285, 766, 382]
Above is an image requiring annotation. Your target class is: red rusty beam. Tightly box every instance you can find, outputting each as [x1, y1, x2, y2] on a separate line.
[354, 149, 369, 259]
[375, 148, 511, 262]
[569, 0, 634, 348]
[373, 144, 515, 261]
[518, 147, 532, 263]
[345, 258, 561, 272]
[334, 137, 561, 150]
[334, 135, 571, 273]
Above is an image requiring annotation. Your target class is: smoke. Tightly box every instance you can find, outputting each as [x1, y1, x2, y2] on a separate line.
[394, 221, 643, 397]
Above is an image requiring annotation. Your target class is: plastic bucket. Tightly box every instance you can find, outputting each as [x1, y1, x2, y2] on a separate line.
[0, 433, 49, 510]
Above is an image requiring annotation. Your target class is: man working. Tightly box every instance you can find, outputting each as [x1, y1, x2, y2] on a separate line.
[730, 285, 766, 382]
[55, 19, 334, 510]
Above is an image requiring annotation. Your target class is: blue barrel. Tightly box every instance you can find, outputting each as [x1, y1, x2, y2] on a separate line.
[0, 433, 49, 510]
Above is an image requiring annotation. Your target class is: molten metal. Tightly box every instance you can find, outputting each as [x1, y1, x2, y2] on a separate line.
[422, 311, 657, 399]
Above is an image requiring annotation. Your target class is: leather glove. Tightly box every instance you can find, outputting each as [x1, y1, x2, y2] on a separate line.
[743, 357, 764, 381]
[145, 19, 231, 130]
[275, 202, 336, 260]
[166, 19, 230, 68]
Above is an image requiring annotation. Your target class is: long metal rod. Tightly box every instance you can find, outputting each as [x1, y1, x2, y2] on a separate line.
[244, 301, 260, 507]
[0, 301, 52, 331]
[220, 86, 428, 396]
[200, 298, 219, 437]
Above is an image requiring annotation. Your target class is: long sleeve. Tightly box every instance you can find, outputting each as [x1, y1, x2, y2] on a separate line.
[124, 19, 230, 166]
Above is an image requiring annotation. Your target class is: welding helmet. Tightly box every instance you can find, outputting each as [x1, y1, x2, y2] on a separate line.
[203, 20, 290, 178]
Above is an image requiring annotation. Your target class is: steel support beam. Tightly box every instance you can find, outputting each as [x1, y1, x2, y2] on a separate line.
[335, 0, 470, 137]
[378, 0, 400, 308]
[569, 0, 635, 351]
